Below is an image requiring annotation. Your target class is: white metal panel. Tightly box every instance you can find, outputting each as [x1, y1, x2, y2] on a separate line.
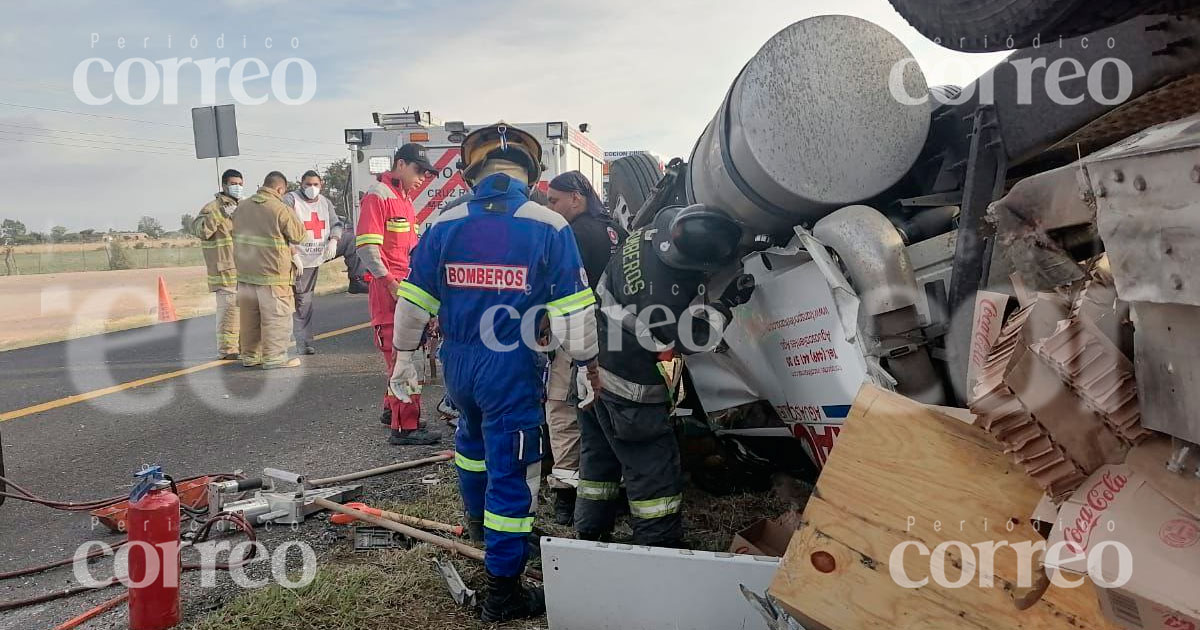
[542, 537, 778, 630]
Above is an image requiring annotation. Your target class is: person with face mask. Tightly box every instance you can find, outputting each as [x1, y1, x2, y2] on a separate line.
[191, 168, 244, 359]
[356, 143, 441, 446]
[232, 171, 307, 369]
[282, 170, 344, 355]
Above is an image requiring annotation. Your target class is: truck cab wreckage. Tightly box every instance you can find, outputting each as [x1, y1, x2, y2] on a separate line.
[592, 6, 1200, 628]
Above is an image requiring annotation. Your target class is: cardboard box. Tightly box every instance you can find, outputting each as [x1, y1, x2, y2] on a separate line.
[730, 511, 801, 557]
[1044, 464, 1200, 630]
[967, 290, 1014, 392]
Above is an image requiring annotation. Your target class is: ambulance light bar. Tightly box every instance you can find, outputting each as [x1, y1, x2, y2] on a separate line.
[373, 112, 423, 128]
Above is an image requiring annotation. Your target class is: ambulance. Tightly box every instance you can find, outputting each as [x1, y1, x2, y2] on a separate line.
[343, 112, 605, 229]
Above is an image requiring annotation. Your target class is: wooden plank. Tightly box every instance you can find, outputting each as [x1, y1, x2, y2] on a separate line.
[769, 384, 1119, 630]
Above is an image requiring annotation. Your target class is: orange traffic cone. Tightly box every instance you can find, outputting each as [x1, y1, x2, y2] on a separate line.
[157, 276, 178, 322]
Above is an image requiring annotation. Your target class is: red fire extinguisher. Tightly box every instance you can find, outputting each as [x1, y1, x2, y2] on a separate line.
[127, 466, 181, 630]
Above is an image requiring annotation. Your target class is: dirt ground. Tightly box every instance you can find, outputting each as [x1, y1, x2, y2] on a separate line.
[0, 262, 350, 351]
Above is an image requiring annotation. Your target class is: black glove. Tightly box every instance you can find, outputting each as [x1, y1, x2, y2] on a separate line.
[718, 274, 756, 310]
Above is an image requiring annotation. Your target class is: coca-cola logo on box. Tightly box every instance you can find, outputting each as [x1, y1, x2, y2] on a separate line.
[1064, 470, 1129, 554]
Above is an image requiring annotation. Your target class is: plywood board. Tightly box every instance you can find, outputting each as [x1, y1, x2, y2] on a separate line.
[769, 385, 1119, 630]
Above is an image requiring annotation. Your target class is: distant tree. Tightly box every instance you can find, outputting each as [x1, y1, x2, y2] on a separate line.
[26, 231, 45, 244]
[180, 213, 195, 235]
[51, 226, 67, 241]
[107, 238, 133, 270]
[78, 228, 96, 242]
[322, 159, 351, 221]
[137, 216, 165, 239]
[1, 219, 27, 240]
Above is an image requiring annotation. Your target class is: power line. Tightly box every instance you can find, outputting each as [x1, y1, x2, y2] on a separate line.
[0, 133, 335, 167]
[0, 100, 349, 147]
[0, 121, 343, 161]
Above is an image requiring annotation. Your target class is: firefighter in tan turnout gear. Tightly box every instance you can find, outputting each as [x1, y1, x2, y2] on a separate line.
[192, 168, 243, 359]
[232, 171, 307, 369]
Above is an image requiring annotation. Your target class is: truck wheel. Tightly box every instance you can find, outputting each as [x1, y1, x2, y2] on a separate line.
[888, 0, 1183, 51]
[606, 153, 663, 230]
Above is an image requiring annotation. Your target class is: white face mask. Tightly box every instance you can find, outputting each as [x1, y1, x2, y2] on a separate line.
[225, 184, 243, 199]
[303, 185, 321, 200]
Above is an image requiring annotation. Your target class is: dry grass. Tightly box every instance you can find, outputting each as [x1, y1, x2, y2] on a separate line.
[186, 467, 787, 630]
[9, 237, 197, 254]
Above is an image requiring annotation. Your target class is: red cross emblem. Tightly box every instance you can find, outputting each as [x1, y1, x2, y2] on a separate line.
[303, 211, 326, 239]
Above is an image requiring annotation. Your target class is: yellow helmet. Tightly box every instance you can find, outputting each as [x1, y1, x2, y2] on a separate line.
[458, 122, 544, 185]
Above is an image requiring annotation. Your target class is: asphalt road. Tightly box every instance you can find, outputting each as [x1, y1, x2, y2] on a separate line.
[0, 292, 453, 627]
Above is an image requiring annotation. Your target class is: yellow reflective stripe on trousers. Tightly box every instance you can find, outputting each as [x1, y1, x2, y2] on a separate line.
[355, 233, 384, 246]
[200, 237, 233, 249]
[397, 281, 440, 315]
[546, 288, 596, 316]
[233, 234, 288, 249]
[236, 273, 292, 286]
[628, 494, 682, 519]
[483, 510, 534, 533]
[207, 273, 237, 286]
[454, 452, 486, 472]
[578, 479, 619, 500]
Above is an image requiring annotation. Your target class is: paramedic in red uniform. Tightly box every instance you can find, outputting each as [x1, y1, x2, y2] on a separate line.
[356, 143, 442, 445]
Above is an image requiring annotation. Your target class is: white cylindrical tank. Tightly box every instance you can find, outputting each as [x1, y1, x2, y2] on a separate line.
[687, 15, 931, 235]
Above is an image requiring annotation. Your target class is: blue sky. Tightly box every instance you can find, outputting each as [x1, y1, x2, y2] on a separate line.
[0, 0, 1004, 231]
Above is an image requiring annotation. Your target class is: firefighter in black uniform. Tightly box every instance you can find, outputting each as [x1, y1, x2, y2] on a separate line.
[576, 203, 755, 546]
[544, 171, 627, 524]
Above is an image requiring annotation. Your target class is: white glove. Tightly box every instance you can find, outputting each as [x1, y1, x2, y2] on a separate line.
[389, 349, 420, 403]
[323, 238, 339, 262]
[413, 349, 428, 385]
[291, 253, 305, 274]
[576, 364, 596, 409]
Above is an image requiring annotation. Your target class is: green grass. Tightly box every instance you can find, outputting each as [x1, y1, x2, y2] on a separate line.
[7, 247, 206, 274]
[186, 468, 788, 630]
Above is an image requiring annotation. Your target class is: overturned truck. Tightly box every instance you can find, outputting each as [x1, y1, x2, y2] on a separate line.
[612, 8, 1200, 473]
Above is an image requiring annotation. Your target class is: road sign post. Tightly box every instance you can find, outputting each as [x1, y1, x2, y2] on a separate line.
[192, 105, 240, 187]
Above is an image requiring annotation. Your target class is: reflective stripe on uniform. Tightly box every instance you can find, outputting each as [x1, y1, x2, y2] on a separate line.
[628, 494, 682, 519]
[385, 219, 411, 233]
[236, 272, 292, 286]
[598, 367, 669, 404]
[547, 288, 596, 317]
[483, 510, 534, 533]
[233, 234, 289, 249]
[207, 272, 237, 286]
[397, 281, 440, 315]
[200, 237, 233, 249]
[454, 452, 486, 472]
[577, 479, 620, 500]
[355, 233, 384, 246]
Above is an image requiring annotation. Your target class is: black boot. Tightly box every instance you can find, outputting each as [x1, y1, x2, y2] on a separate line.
[577, 530, 613, 543]
[378, 408, 391, 426]
[552, 488, 576, 526]
[466, 516, 485, 545]
[388, 428, 441, 445]
[480, 571, 545, 622]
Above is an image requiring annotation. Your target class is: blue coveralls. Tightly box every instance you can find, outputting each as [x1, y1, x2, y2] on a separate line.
[397, 173, 595, 576]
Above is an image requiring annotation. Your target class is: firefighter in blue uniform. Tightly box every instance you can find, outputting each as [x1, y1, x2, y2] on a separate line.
[389, 123, 600, 621]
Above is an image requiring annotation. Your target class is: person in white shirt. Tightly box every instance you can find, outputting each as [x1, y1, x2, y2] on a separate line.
[282, 170, 344, 354]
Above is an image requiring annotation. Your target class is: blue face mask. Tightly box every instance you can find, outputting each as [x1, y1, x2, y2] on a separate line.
[225, 184, 243, 199]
